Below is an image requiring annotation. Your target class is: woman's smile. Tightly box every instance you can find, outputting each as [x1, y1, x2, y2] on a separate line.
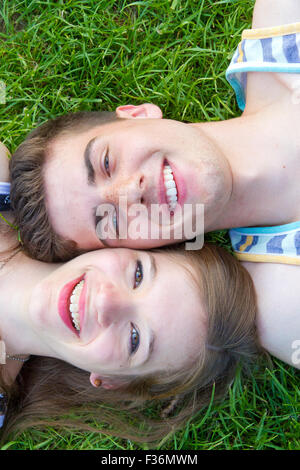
[58, 274, 85, 337]
[69, 278, 85, 332]
[30, 248, 205, 377]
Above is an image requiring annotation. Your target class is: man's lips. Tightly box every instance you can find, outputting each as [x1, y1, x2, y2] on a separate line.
[170, 161, 186, 206]
[159, 159, 186, 208]
[159, 160, 169, 206]
[58, 274, 86, 336]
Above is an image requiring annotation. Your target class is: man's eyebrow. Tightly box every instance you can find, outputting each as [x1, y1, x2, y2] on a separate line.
[84, 137, 97, 185]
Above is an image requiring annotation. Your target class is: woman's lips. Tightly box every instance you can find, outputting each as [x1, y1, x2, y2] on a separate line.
[58, 274, 85, 336]
[78, 278, 87, 334]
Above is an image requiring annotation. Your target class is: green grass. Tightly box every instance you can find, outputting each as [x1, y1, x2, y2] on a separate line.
[0, 0, 299, 450]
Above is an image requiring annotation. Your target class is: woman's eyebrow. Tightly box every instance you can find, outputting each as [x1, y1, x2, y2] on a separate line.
[84, 137, 97, 185]
[148, 253, 157, 281]
[140, 329, 155, 367]
[139, 254, 157, 366]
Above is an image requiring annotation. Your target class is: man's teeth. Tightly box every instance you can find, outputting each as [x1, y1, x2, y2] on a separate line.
[163, 163, 178, 211]
[69, 280, 84, 332]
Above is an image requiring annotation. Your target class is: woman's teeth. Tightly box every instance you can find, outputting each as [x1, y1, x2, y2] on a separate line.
[163, 163, 178, 211]
[69, 280, 84, 332]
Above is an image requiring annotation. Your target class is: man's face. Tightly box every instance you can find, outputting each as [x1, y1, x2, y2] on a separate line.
[44, 104, 232, 250]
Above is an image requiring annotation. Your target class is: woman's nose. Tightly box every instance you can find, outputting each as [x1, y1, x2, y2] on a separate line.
[95, 282, 129, 328]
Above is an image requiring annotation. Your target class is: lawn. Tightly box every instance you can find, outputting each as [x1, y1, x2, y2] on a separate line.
[0, 0, 299, 450]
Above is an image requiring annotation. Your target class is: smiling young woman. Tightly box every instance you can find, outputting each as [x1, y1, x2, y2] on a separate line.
[0, 232, 259, 443]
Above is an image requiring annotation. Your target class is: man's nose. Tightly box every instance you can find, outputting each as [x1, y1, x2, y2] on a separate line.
[95, 282, 130, 328]
[103, 175, 145, 206]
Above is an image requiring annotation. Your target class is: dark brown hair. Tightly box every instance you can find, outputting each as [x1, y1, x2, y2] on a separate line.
[9, 111, 120, 262]
[0, 243, 260, 445]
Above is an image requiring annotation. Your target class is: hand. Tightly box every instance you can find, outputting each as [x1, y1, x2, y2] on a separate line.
[0, 142, 10, 182]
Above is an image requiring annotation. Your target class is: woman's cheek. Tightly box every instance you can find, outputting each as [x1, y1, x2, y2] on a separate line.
[87, 329, 125, 371]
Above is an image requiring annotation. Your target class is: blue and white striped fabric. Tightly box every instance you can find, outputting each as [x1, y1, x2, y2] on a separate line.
[226, 22, 300, 110]
[229, 221, 300, 265]
[0, 181, 11, 212]
[0, 182, 10, 195]
[0, 393, 6, 428]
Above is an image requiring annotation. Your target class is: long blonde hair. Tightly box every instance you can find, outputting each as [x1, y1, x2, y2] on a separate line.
[0, 243, 260, 445]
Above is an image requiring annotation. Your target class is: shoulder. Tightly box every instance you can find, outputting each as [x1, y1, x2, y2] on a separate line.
[240, 22, 300, 114]
[242, 261, 300, 368]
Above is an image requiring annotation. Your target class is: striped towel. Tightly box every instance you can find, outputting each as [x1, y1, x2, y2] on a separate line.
[229, 221, 300, 265]
[226, 22, 300, 110]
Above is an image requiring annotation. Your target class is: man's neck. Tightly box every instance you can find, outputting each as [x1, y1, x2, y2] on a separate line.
[191, 106, 300, 230]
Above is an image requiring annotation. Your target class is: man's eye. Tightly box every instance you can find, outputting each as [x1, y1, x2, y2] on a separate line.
[112, 208, 118, 235]
[134, 260, 143, 289]
[130, 323, 140, 355]
[104, 153, 110, 177]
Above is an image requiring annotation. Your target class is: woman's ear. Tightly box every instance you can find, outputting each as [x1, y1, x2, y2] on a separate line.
[115, 103, 163, 119]
[89, 372, 128, 390]
[89, 372, 102, 388]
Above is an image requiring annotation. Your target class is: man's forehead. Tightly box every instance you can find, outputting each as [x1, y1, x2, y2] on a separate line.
[48, 118, 156, 158]
[44, 137, 89, 210]
[48, 128, 96, 157]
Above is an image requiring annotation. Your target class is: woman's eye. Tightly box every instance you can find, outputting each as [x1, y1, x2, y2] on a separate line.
[134, 260, 143, 289]
[104, 153, 110, 177]
[130, 323, 140, 355]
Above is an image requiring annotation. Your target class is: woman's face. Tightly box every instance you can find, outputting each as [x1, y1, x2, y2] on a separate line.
[29, 248, 206, 385]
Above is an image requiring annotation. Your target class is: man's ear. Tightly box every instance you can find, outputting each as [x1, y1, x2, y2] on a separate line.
[115, 103, 163, 119]
[89, 372, 128, 390]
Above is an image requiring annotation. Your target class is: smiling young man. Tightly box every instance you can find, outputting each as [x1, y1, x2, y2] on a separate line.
[8, 0, 300, 263]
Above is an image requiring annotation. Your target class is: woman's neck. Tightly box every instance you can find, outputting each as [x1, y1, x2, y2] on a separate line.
[0, 248, 56, 357]
[0, 145, 55, 365]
